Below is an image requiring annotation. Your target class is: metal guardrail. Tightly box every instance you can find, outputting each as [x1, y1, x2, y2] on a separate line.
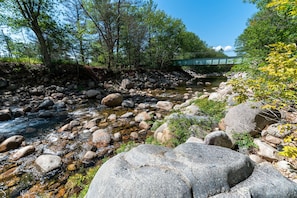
[172, 56, 244, 66]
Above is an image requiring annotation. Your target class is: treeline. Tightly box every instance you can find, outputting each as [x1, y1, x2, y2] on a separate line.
[235, 0, 297, 59]
[0, 0, 225, 70]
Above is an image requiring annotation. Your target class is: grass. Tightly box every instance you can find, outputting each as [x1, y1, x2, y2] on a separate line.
[193, 98, 226, 123]
[167, 114, 212, 147]
[0, 57, 42, 64]
[64, 164, 101, 198]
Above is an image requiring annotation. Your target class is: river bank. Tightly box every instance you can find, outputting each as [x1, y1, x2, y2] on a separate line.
[0, 63, 225, 197]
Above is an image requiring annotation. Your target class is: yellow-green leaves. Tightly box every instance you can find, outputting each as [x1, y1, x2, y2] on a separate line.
[267, 0, 297, 16]
[231, 42, 297, 108]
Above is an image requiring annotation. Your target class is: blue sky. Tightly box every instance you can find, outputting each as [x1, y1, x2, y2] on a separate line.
[154, 0, 258, 56]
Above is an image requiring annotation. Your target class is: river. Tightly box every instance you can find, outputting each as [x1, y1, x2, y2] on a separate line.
[0, 74, 226, 197]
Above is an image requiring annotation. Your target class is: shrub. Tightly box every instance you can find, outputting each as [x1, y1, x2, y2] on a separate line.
[193, 98, 226, 123]
[167, 114, 211, 146]
[233, 132, 258, 150]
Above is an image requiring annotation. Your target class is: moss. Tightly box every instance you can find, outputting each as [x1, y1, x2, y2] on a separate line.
[64, 165, 100, 198]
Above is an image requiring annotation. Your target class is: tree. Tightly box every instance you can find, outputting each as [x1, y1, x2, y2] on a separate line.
[0, 28, 12, 57]
[81, 0, 122, 69]
[0, 0, 65, 68]
[235, 6, 297, 59]
[63, 0, 91, 64]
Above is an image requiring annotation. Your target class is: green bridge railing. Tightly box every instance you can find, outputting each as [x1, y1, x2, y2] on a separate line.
[172, 56, 243, 66]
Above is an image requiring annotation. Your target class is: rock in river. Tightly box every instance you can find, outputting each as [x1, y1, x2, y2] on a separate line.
[101, 93, 123, 107]
[0, 135, 24, 153]
[35, 154, 62, 173]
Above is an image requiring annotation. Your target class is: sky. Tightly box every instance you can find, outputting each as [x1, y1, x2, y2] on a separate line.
[154, 0, 258, 56]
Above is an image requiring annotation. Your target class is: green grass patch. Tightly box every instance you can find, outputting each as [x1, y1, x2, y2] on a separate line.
[115, 141, 138, 154]
[193, 98, 226, 123]
[64, 165, 100, 198]
[167, 114, 211, 146]
[0, 57, 42, 64]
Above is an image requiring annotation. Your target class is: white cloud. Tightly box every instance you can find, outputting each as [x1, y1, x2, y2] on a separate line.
[213, 45, 223, 51]
[213, 45, 233, 52]
[223, 45, 232, 52]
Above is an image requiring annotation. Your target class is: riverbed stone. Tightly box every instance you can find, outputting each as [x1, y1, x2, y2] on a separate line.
[262, 123, 295, 138]
[101, 93, 123, 107]
[254, 138, 279, 161]
[83, 151, 97, 161]
[38, 110, 54, 118]
[156, 101, 173, 111]
[92, 129, 111, 147]
[121, 99, 135, 108]
[10, 145, 35, 160]
[135, 111, 151, 122]
[85, 89, 101, 98]
[38, 99, 54, 110]
[204, 131, 233, 148]
[139, 120, 150, 130]
[0, 135, 24, 153]
[35, 154, 62, 173]
[0, 77, 8, 88]
[0, 109, 12, 121]
[86, 143, 297, 198]
[120, 79, 134, 89]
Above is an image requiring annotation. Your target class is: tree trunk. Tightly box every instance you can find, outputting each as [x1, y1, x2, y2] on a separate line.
[32, 22, 52, 68]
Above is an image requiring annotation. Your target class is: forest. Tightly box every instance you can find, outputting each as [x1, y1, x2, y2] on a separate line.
[0, 0, 226, 70]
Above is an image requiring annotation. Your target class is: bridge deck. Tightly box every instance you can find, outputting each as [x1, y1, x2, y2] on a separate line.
[173, 56, 243, 66]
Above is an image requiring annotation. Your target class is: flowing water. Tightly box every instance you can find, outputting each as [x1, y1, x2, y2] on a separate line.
[0, 76, 227, 197]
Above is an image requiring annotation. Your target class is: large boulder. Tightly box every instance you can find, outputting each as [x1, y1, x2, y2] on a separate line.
[101, 93, 123, 107]
[86, 143, 297, 198]
[224, 102, 280, 138]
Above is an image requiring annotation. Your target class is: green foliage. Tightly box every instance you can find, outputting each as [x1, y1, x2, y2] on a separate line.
[235, 3, 297, 59]
[151, 120, 165, 131]
[267, 0, 297, 16]
[167, 114, 211, 146]
[145, 135, 162, 145]
[234, 0, 297, 160]
[65, 166, 100, 198]
[193, 98, 226, 123]
[233, 132, 258, 150]
[0, 57, 41, 64]
[231, 42, 297, 108]
[0, 0, 222, 69]
[115, 141, 138, 154]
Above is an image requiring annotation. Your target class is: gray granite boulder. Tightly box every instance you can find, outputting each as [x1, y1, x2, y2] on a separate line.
[224, 102, 280, 138]
[86, 143, 297, 198]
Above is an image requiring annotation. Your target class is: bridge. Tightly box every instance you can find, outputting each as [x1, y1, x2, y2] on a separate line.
[172, 56, 243, 66]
